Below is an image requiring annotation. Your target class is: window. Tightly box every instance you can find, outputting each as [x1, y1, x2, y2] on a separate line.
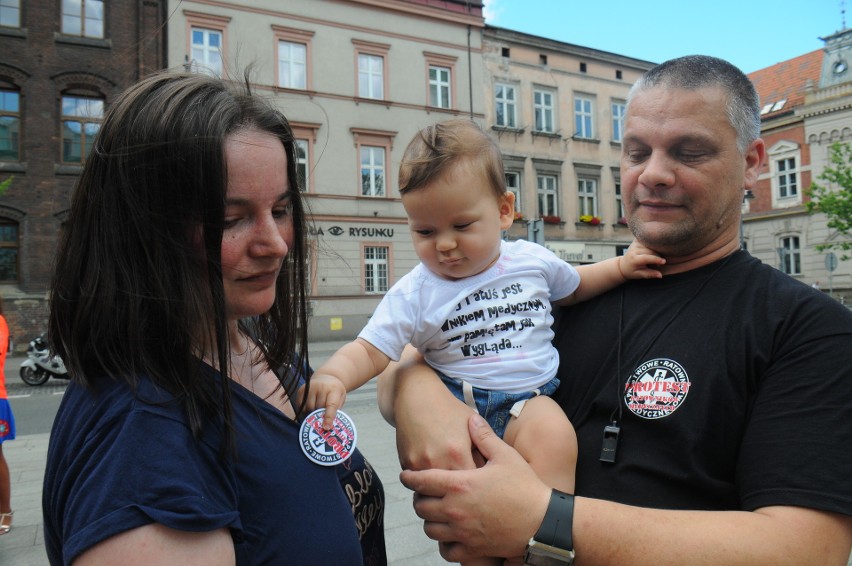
[776, 157, 798, 198]
[62, 0, 103, 38]
[574, 95, 594, 139]
[615, 179, 624, 220]
[779, 236, 800, 275]
[0, 90, 20, 161]
[278, 41, 307, 89]
[495, 83, 517, 128]
[353, 40, 390, 100]
[505, 171, 521, 213]
[273, 26, 314, 90]
[534, 90, 555, 133]
[360, 146, 385, 196]
[611, 101, 626, 142]
[290, 121, 320, 193]
[364, 245, 389, 294]
[0, 220, 17, 282]
[352, 128, 395, 197]
[191, 27, 223, 76]
[537, 174, 558, 217]
[429, 66, 451, 108]
[294, 139, 309, 192]
[579, 62, 587, 73]
[768, 141, 802, 207]
[0, 0, 20, 28]
[61, 95, 103, 163]
[578, 178, 598, 217]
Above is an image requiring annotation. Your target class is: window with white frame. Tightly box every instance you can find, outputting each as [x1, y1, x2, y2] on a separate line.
[429, 65, 451, 108]
[278, 41, 307, 89]
[273, 26, 314, 90]
[364, 245, 389, 294]
[779, 236, 801, 275]
[505, 171, 521, 214]
[358, 53, 384, 99]
[360, 146, 385, 197]
[495, 83, 517, 128]
[611, 101, 626, 142]
[768, 141, 803, 207]
[533, 89, 555, 133]
[0, 0, 21, 28]
[615, 179, 624, 220]
[537, 174, 558, 217]
[776, 157, 798, 198]
[61, 94, 104, 163]
[62, 0, 103, 38]
[0, 89, 20, 161]
[191, 27, 224, 77]
[578, 178, 598, 217]
[294, 139, 309, 192]
[574, 95, 594, 139]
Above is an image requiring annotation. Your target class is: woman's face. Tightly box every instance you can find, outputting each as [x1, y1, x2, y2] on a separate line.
[220, 128, 294, 322]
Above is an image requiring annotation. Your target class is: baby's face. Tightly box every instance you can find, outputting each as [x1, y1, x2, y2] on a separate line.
[403, 160, 514, 280]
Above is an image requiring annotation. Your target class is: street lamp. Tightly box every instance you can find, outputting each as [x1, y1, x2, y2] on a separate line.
[739, 189, 755, 248]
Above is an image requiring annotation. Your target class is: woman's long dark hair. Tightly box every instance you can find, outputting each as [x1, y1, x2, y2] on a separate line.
[49, 71, 310, 450]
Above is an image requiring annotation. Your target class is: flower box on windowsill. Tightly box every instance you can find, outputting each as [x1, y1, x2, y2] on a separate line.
[578, 215, 602, 226]
[542, 215, 561, 225]
[514, 211, 525, 221]
[616, 216, 628, 226]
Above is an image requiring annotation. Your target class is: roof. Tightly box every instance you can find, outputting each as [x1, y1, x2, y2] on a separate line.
[748, 49, 823, 118]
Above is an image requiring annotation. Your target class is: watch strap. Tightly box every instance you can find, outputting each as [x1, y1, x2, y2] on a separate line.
[535, 489, 574, 551]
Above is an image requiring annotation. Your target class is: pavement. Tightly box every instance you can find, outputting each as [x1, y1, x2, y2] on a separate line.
[0, 343, 445, 565]
[4, 345, 851, 566]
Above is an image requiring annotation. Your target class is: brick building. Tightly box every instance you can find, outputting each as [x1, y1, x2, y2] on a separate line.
[0, 0, 167, 349]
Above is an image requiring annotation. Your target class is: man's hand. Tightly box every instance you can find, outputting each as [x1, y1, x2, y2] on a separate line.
[298, 373, 347, 430]
[399, 414, 550, 562]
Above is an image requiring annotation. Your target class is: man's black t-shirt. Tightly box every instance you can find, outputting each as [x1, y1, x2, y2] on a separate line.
[552, 250, 852, 514]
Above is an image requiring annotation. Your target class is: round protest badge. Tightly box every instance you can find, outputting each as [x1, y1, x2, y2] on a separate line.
[299, 408, 357, 466]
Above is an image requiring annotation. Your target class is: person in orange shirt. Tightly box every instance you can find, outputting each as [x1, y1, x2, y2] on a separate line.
[0, 295, 14, 535]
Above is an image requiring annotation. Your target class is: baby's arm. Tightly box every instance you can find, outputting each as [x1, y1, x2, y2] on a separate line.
[555, 240, 665, 306]
[301, 338, 391, 429]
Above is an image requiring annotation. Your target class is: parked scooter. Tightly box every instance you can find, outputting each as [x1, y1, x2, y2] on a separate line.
[19, 334, 68, 386]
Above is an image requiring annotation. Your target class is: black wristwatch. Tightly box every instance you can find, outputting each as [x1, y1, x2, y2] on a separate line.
[523, 489, 575, 566]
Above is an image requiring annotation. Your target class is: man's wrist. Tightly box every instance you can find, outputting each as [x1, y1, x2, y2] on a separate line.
[524, 489, 575, 565]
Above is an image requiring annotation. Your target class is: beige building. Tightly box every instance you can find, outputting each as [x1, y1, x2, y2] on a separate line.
[167, 0, 486, 340]
[481, 26, 654, 263]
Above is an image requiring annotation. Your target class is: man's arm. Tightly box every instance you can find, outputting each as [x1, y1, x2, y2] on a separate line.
[401, 415, 852, 565]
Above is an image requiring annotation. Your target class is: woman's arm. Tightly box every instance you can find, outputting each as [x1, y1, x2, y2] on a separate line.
[75, 524, 235, 566]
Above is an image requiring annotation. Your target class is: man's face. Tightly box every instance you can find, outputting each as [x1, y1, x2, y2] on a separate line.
[621, 86, 763, 258]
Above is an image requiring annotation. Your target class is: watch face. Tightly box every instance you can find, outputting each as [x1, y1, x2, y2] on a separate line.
[833, 60, 847, 75]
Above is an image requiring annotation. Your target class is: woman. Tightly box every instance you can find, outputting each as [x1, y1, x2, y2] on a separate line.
[43, 72, 384, 565]
[0, 295, 13, 535]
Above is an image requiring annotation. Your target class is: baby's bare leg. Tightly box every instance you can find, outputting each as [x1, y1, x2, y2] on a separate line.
[503, 395, 577, 494]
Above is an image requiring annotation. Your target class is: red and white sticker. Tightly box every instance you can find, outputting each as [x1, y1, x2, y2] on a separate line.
[299, 409, 357, 466]
[623, 358, 690, 419]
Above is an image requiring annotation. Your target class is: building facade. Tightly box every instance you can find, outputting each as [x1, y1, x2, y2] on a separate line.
[747, 30, 852, 302]
[481, 26, 654, 264]
[0, 0, 166, 350]
[167, 0, 486, 340]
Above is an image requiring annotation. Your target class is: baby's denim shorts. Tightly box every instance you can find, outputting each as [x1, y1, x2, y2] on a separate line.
[438, 373, 560, 438]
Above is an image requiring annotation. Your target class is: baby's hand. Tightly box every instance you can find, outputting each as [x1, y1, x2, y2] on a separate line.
[618, 240, 665, 280]
[298, 373, 348, 431]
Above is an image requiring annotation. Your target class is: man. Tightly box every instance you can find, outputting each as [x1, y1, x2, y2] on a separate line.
[381, 55, 852, 564]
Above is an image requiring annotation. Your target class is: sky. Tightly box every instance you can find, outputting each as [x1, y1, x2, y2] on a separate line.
[482, 0, 847, 74]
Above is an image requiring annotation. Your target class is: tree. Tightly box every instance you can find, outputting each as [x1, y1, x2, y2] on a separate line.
[0, 175, 11, 196]
[807, 142, 852, 259]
